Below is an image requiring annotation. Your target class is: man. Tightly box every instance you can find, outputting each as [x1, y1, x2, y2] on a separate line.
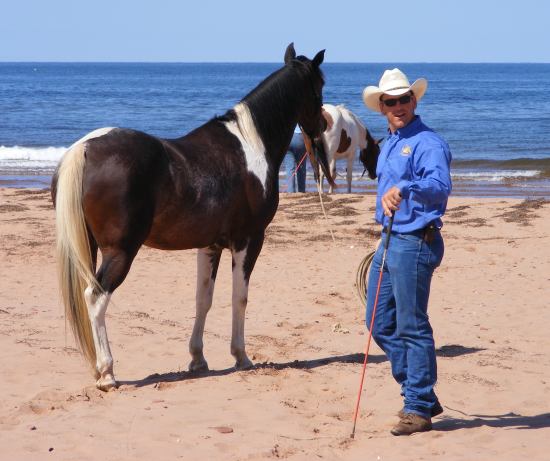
[283, 128, 307, 193]
[362, 68, 452, 435]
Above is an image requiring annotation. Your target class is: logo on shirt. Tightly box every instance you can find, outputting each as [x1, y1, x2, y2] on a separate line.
[400, 145, 412, 156]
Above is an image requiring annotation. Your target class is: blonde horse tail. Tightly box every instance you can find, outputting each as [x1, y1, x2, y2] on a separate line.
[55, 141, 101, 374]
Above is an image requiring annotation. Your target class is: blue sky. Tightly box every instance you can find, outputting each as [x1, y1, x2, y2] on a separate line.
[3, 0, 549, 62]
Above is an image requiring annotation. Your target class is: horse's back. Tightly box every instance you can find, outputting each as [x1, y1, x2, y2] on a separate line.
[79, 122, 270, 250]
[340, 106, 364, 130]
[322, 104, 360, 158]
[322, 104, 343, 127]
[76, 128, 169, 247]
[82, 127, 168, 201]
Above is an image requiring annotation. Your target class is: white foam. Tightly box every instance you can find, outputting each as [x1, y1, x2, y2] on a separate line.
[0, 145, 66, 171]
[452, 170, 541, 181]
[317, 169, 542, 182]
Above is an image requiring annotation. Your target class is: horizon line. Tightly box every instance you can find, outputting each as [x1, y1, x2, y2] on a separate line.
[1, 60, 549, 65]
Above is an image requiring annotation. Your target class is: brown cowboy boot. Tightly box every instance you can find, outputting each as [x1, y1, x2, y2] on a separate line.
[397, 400, 443, 419]
[391, 413, 432, 436]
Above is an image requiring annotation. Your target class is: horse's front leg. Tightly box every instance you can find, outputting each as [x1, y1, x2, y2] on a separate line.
[346, 153, 354, 193]
[189, 247, 222, 372]
[230, 234, 264, 370]
[318, 164, 325, 194]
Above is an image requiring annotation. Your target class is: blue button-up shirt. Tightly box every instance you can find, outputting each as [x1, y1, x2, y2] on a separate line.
[375, 116, 452, 232]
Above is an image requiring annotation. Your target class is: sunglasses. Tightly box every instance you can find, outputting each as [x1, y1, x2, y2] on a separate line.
[381, 94, 412, 107]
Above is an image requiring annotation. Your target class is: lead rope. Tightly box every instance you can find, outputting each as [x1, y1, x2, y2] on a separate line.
[317, 181, 336, 243]
[350, 211, 395, 438]
[291, 151, 309, 178]
[295, 126, 336, 244]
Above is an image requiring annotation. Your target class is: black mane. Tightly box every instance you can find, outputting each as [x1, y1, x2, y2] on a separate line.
[221, 58, 324, 159]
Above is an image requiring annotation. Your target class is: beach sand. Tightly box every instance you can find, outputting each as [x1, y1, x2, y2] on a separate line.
[1, 188, 549, 460]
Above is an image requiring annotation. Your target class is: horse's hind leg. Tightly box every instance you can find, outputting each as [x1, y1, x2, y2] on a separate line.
[189, 247, 222, 372]
[84, 287, 113, 388]
[85, 248, 137, 390]
[230, 234, 264, 370]
[328, 158, 337, 194]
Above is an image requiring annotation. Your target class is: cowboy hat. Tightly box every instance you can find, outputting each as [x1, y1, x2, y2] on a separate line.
[362, 68, 428, 113]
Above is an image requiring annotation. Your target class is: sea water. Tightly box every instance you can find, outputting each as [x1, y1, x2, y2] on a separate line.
[1, 63, 549, 197]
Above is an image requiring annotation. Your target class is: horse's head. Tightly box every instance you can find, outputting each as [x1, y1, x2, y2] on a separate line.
[359, 132, 382, 180]
[284, 43, 334, 188]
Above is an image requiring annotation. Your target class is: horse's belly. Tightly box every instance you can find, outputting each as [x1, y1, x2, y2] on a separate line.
[144, 220, 220, 250]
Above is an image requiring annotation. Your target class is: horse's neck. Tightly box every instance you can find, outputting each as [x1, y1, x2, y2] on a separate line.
[241, 78, 304, 171]
[251, 108, 298, 169]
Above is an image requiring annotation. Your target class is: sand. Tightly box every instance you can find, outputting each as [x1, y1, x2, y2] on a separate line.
[0, 187, 549, 460]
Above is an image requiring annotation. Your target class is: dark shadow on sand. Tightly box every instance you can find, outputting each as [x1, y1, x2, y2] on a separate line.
[436, 344, 485, 357]
[434, 410, 550, 431]
[119, 344, 485, 389]
[118, 352, 387, 388]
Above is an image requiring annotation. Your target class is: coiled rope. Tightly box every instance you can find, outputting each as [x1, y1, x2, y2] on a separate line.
[354, 248, 376, 307]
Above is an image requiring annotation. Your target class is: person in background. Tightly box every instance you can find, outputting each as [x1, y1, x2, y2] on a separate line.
[362, 68, 452, 435]
[283, 127, 307, 192]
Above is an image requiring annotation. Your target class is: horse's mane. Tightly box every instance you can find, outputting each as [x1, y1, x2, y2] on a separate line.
[221, 58, 324, 154]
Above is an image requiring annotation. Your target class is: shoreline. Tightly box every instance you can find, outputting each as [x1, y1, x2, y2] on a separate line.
[2, 173, 550, 199]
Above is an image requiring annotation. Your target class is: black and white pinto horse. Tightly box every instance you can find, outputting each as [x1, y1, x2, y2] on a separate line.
[52, 44, 333, 390]
[318, 104, 380, 193]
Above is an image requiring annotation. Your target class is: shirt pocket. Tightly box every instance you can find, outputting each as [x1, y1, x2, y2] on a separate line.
[387, 149, 414, 183]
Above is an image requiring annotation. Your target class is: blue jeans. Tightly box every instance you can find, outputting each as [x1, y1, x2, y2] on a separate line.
[284, 151, 306, 192]
[366, 229, 444, 418]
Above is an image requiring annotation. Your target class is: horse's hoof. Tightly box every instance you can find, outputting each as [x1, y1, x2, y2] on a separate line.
[189, 359, 209, 372]
[235, 358, 254, 370]
[96, 375, 117, 392]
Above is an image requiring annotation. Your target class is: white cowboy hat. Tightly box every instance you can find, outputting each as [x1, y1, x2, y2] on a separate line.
[362, 68, 428, 112]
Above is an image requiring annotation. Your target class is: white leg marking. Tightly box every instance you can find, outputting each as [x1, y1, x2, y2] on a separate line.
[84, 286, 116, 390]
[223, 103, 268, 191]
[231, 247, 253, 369]
[347, 154, 354, 193]
[318, 165, 325, 193]
[189, 248, 218, 372]
[328, 158, 336, 194]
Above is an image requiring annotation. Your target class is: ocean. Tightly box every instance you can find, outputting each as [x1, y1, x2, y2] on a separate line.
[1, 62, 549, 197]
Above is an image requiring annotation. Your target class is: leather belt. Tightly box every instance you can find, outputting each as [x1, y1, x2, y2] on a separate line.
[382, 222, 439, 243]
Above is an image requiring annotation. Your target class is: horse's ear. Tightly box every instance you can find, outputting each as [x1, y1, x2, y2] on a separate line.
[312, 49, 325, 67]
[284, 43, 296, 64]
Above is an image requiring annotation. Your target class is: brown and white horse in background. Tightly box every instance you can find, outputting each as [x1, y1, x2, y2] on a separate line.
[318, 104, 380, 193]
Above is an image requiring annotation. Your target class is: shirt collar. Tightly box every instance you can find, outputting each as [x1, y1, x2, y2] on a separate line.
[387, 115, 423, 138]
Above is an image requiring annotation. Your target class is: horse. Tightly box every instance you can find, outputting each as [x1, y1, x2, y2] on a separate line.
[317, 104, 380, 193]
[51, 43, 334, 391]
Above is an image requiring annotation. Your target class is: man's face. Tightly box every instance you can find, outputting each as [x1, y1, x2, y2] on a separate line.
[379, 92, 417, 132]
